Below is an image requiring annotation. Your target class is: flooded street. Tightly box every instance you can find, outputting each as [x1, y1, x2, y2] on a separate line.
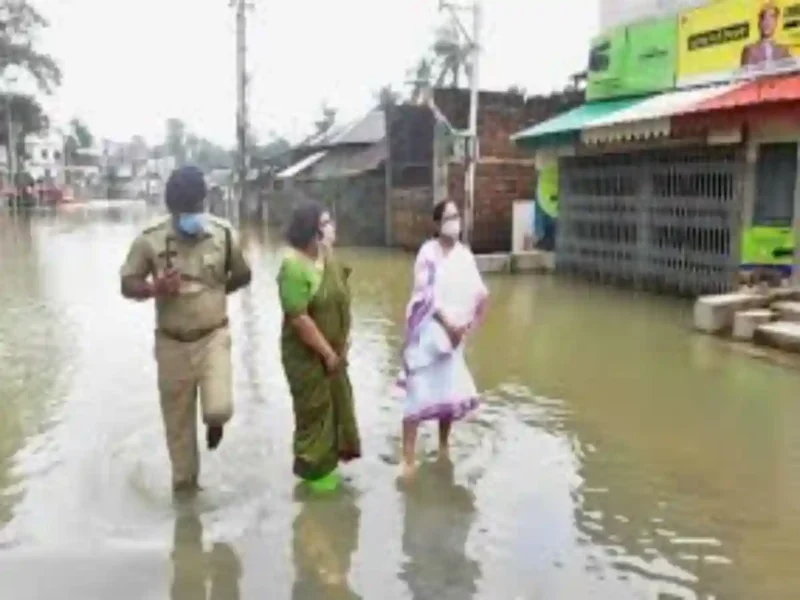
[3, 203, 800, 599]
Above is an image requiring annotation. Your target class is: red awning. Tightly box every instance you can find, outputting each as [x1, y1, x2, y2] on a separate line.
[688, 73, 800, 113]
[673, 74, 800, 134]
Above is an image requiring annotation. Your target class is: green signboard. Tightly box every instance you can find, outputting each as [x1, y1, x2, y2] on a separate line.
[587, 17, 678, 101]
[537, 162, 559, 219]
[741, 226, 795, 267]
[586, 26, 627, 101]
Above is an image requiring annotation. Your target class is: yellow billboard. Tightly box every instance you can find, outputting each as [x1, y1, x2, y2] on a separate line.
[677, 0, 800, 87]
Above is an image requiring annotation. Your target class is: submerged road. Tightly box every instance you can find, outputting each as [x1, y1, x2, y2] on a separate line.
[2, 204, 800, 599]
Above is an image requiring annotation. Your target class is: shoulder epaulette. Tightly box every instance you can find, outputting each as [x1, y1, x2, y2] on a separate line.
[141, 215, 171, 235]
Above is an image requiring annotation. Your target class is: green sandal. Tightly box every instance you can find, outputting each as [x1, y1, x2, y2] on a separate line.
[305, 470, 341, 493]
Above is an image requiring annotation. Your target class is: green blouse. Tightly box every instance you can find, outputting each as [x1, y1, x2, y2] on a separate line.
[278, 249, 324, 316]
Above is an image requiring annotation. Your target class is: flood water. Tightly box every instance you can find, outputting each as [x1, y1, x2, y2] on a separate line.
[2, 203, 800, 599]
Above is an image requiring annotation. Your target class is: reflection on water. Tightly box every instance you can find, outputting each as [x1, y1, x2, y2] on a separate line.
[2, 203, 800, 598]
[292, 486, 361, 599]
[400, 458, 479, 600]
[171, 508, 241, 600]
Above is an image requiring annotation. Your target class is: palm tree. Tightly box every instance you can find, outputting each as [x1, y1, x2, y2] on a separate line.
[431, 20, 473, 88]
[407, 58, 433, 103]
[375, 85, 400, 109]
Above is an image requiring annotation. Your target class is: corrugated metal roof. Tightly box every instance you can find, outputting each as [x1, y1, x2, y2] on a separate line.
[276, 151, 327, 179]
[687, 74, 800, 113]
[303, 143, 387, 180]
[326, 109, 385, 146]
[581, 83, 738, 144]
[511, 97, 642, 148]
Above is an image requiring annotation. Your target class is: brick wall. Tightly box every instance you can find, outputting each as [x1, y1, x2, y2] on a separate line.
[390, 186, 433, 250]
[389, 88, 583, 253]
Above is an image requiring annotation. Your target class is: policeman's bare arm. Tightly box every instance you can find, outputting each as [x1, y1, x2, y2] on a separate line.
[225, 233, 252, 294]
[289, 314, 337, 362]
[119, 236, 154, 301]
[120, 275, 154, 301]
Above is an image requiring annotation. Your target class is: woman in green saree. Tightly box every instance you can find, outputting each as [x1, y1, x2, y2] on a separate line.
[278, 200, 361, 492]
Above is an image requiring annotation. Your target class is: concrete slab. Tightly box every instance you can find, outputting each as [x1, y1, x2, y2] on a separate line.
[475, 253, 510, 273]
[511, 250, 555, 274]
[755, 321, 800, 353]
[771, 301, 800, 322]
[732, 309, 774, 341]
[693, 292, 767, 334]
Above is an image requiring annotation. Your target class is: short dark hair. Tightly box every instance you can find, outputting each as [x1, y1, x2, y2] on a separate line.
[165, 165, 207, 213]
[285, 200, 326, 249]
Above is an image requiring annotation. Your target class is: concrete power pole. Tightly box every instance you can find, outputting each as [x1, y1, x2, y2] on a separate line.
[232, 0, 252, 226]
[439, 0, 481, 247]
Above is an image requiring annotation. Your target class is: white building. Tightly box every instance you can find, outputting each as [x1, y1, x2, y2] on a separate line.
[23, 130, 66, 184]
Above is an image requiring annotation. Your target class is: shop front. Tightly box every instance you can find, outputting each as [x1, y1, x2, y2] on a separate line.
[512, 0, 800, 296]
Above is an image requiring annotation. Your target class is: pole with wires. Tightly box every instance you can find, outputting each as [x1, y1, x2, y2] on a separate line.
[231, 0, 252, 226]
[438, 0, 481, 247]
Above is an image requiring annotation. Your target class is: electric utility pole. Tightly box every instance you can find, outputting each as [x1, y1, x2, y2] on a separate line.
[231, 0, 252, 226]
[438, 0, 481, 246]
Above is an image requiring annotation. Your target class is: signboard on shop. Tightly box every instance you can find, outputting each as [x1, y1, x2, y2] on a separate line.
[677, 0, 800, 87]
[587, 17, 678, 100]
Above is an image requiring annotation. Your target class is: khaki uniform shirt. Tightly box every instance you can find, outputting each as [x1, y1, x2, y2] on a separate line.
[120, 215, 251, 333]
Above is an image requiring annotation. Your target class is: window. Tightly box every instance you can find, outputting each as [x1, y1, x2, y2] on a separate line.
[753, 143, 798, 226]
[41, 149, 48, 160]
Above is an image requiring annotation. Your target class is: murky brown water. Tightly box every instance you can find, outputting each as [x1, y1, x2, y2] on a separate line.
[2, 203, 800, 599]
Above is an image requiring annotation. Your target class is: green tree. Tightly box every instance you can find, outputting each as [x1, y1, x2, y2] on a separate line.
[165, 117, 187, 165]
[431, 20, 472, 88]
[375, 85, 400, 109]
[314, 104, 337, 136]
[0, 0, 61, 91]
[69, 118, 93, 149]
[407, 58, 433, 103]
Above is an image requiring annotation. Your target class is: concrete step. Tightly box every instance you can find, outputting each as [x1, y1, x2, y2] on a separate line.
[755, 321, 800, 353]
[732, 309, 775, 341]
[511, 250, 554, 274]
[694, 292, 768, 334]
[771, 301, 800, 322]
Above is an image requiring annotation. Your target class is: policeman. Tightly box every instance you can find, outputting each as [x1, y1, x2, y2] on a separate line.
[120, 165, 252, 494]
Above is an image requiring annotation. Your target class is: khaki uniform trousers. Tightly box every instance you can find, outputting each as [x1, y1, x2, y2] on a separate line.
[155, 325, 233, 487]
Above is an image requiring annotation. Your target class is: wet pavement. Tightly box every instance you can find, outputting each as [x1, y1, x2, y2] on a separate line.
[2, 203, 800, 599]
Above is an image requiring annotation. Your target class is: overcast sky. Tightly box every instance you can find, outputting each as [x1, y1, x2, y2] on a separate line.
[27, 0, 597, 146]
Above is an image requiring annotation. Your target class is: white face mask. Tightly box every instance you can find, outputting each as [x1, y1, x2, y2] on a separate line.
[320, 222, 336, 247]
[440, 218, 461, 239]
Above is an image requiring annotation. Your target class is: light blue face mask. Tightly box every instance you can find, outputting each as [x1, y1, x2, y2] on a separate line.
[177, 213, 207, 236]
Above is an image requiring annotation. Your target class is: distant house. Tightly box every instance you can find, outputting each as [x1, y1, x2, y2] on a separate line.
[266, 108, 389, 246]
[23, 130, 66, 185]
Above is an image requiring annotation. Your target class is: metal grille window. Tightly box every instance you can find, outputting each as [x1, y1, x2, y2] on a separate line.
[753, 142, 798, 227]
[557, 145, 744, 296]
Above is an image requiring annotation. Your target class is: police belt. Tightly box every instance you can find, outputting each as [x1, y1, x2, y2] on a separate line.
[158, 318, 228, 343]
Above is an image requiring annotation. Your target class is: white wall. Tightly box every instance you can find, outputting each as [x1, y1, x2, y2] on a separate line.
[599, 0, 712, 30]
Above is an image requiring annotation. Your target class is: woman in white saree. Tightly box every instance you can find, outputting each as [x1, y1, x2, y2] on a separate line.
[396, 200, 489, 477]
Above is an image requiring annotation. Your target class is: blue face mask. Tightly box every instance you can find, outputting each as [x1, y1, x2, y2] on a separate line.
[177, 213, 207, 236]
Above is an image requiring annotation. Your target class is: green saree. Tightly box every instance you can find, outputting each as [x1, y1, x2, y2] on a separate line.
[278, 249, 361, 483]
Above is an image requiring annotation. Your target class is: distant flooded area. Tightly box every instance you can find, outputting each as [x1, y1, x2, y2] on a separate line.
[2, 202, 800, 599]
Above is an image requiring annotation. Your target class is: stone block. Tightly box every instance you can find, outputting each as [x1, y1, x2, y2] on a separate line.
[693, 292, 767, 334]
[771, 301, 800, 322]
[510, 250, 555, 274]
[732, 309, 774, 341]
[475, 253, 510, 273]
[754, 321, 800, 353]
